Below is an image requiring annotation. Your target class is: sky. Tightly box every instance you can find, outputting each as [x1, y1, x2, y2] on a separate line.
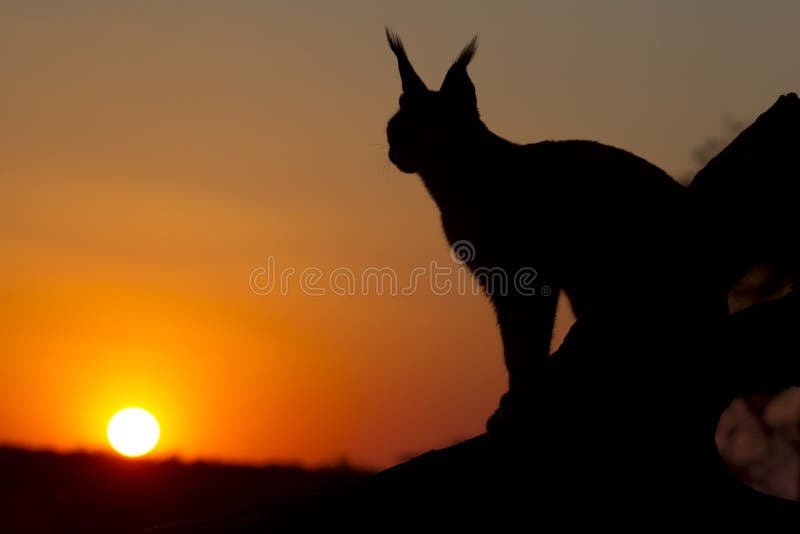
[1, 0, 798, 468]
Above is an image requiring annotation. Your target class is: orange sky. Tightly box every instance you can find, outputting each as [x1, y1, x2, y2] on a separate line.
[1, 1, 798, 468]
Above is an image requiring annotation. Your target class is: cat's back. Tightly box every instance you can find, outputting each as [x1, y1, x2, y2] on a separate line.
[523, 139, 680, 195]
[512, 139, 683, 224]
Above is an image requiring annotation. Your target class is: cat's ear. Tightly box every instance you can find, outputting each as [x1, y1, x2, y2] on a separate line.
[440, 36, 478, 109]
[386, 28, 427, 95]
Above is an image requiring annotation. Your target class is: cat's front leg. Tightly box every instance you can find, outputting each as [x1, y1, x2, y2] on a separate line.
[495, 291, 559, 389]
[487, 290, 559, 435]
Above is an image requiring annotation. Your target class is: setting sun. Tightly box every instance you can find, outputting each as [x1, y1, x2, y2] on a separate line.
[107, 408, 160, 458]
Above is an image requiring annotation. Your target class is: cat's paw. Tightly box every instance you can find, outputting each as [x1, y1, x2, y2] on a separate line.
[485, 391, 538, 440]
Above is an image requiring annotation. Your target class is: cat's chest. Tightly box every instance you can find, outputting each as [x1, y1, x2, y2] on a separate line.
[439, 204, 517, 255]
[422, 165, 561, 255]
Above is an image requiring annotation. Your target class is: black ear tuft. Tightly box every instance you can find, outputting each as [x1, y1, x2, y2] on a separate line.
[385, 27, 405, 57]
[454, 35, 478, 68]
[439, 35, 479, 109]
[385, 26, 428, 94]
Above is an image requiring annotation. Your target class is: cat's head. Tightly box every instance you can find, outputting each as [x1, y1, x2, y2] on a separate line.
[385, 29, 480, 174]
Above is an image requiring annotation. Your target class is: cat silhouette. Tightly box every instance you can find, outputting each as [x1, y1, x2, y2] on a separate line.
[385, 30, 684, 430]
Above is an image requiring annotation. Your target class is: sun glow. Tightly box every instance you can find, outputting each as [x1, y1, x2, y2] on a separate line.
[107, 408, 160, 457]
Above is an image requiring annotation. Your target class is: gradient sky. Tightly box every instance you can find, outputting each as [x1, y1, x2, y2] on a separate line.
[1, 1, 798, 468]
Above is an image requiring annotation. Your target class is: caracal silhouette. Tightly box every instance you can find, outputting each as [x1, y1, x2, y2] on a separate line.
[385, 30, 684, 430]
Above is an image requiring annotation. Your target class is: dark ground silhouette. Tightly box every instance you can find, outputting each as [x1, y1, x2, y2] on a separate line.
[0, 447, 367, 533]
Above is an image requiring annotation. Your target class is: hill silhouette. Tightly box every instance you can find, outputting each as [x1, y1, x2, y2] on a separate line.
[0, 446, 367, 533]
